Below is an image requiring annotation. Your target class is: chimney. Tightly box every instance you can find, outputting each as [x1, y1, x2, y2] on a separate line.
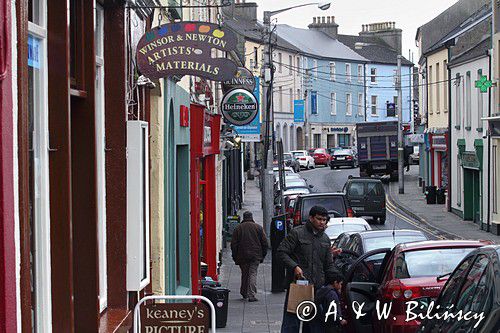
[359, 21, 402, 55]
[308, 16, 338, 39]
[233, 1, 258, 22]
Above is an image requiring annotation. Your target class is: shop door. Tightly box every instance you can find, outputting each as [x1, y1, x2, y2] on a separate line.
[313, 134, 321, 148]
[473, 171, 481, 223]
[463, 169, 481, 223]
[327, 134, 336, 148]
[338, 134, 351, 147]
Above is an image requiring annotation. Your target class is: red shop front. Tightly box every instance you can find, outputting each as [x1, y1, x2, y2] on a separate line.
[430, 133, 449, 188]
[190, 104, 221, 294]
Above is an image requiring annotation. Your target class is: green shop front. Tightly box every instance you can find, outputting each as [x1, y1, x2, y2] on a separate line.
[457, 139, 484, 224]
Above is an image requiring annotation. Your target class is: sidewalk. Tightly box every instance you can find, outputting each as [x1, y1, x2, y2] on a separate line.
[218, 179, 285, 333]
[387, 166, 500, 244]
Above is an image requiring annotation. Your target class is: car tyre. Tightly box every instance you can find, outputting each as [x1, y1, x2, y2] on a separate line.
[379, 216, 386, 225]
[330, 165, 334, 170]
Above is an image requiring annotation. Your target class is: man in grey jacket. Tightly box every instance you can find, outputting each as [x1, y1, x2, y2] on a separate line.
[278, 205, 337, 332]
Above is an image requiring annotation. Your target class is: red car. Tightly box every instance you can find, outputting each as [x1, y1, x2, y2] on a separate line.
[312, 148, 331, 166]
[342, 240, 492, 333]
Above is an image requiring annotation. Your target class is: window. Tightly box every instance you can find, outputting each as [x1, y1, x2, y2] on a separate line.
[289, 88, 293, 112]
[494, 145, 498, 214]
[455, 256, 489, 312]
[444, 60, 448, 112]
[70, 0, 84, 89]
[437, 255, 476, 308]
[278, 86, 283, 111]
[455, 73, 461, 127]
[313, 59, 318, 78]
[330, 62, 336, 81]
[253, 47, 258, 68]
[297, 88, 301, 100]
[289, 55, 293, 75]
[346, 63, 351, 81]
[429, 65, 433, 114]
[278, 52, 282, 72]
[371, 95, 378, 115]
[313, 134, 321, 148]
[466, 71, 471, 128]
[477, 69, 484, 129]
[393, 96, 398, 110]
[358, 93, 364, 116]
[457, 160, 462, 207]
[297, 56, 301, 71]
[358, 65, 363, 83]
[346, 93, 352, 115]
[436, 62, 440, 113]
[330, 92, 337, 115]
[370, 68, 377, 83]
[348, 183, 365, 196]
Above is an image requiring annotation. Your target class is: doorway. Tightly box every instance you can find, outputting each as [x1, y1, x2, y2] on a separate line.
[463, 168, 481, 223]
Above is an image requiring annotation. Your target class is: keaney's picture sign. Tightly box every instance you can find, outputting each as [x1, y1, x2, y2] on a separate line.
[140, 302, 210, 333]
[136, 22, 238, 82]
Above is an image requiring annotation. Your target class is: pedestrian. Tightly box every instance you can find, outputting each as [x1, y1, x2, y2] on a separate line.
[277, 205, 338, 333]
[314, 271, 348, 333]
[231, 211, 268, 302]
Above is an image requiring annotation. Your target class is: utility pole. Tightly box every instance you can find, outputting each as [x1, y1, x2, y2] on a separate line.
[397, 55, 405, 194]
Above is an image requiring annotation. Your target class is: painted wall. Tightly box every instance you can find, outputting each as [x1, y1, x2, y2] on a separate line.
[426, 49, 450, 129]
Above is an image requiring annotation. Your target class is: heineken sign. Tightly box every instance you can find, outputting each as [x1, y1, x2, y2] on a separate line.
[136, 22, 238, 81]
[221, 89, 259, 126]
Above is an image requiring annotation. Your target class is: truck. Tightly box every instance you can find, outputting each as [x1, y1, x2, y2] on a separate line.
[356, 121, 411, 180]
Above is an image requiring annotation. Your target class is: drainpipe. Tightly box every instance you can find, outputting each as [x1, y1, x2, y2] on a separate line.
[364, 63, 367, 122]
[447, 46, 453, 212]
[487, 39, 493, 232]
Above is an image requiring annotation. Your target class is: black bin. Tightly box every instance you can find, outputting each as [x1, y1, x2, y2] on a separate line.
[436, 187, 446, 204]
[425, 186, 437, 204]
[202, 285, 230, 328]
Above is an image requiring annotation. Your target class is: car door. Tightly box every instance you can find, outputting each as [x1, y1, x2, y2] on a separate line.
[347, 182, 366, 216]
[365, 182, 384, 214]
[343, 248, 392, 333]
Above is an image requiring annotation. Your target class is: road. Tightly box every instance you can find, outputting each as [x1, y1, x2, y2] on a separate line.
[298, 165, 441, 240]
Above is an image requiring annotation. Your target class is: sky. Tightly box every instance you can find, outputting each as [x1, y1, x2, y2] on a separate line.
[252, 0, 459, 61]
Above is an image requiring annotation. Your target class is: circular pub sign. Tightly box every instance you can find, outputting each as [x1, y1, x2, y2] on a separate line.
[221, 88, 259, 126]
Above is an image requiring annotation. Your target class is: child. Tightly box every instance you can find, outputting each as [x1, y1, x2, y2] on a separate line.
[314, 271, 347, 333]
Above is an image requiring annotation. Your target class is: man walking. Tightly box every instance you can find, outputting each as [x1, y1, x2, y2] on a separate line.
[278, 206, 337, 332]
[231, 211, 268, 302]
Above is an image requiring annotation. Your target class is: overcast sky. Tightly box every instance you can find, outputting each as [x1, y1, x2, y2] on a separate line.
[252, 0, 458, 61]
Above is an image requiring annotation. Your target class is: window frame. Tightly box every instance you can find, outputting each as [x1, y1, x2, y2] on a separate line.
[346, 93, 352, 116]
[370, 67, 377, 84]
[331, 92, 337, 115]
[357, 64, 363, 83]
[346, 63, 351, 82]
[358, 93, 364, 116]
[371, 95, 378, 116]
[330, 62, 336, 81]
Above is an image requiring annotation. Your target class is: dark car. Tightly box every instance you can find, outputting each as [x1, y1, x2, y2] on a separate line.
[283, 153, 301, 173]
[292, 193, 354, 226]
[418, 245, 500, 333]
[343, 177, 386, 224]
[330, 148, 357, 169]
[342, 240, 491, 333]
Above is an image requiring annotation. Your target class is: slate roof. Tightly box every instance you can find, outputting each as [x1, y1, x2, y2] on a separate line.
[337, 34, 413, 66]
[449, 36, 491, 66]
[275, 25, 368, 62]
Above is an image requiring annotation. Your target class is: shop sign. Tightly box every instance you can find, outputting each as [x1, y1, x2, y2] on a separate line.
[136, 22, 238, 81]
[293, 100, 305, 123]
[222, 67, 256, 93]
[234, 77, 261, 142]
[475, 75, 493, 93]
[432, 134, 447, 150]
[489, 119, 500, 137]
[386, 102, 396, 117]
[330, 127, 349, 133]
[311, 91, 318, 115]
[140, 302, 210, 333]
[221, 89, 258, 126]
[461, 151, 480, 170]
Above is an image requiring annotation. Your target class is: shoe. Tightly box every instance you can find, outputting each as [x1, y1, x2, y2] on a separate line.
[248, 297, 258, 302]
[241, 294, 248, 299]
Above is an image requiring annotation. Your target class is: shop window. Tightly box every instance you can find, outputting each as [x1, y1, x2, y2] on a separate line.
[494, 145, 498, 214]
[70, 0, 84, 89]
[457, 158, 462, 207]
[313, 134, 321, 148]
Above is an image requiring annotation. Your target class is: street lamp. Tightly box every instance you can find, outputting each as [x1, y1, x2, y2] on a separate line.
[260, 2, 331, 235]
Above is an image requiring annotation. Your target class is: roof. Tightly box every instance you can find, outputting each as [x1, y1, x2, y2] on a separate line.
[417, 0, 491, 55]
[337, 34, 413, 66]
[398, 240, 490, 251]
[449, 36, 490, 67]
[275, 25, 368, 62]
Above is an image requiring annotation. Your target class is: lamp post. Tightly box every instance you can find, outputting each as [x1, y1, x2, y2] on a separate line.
[261, 2, 331, 235]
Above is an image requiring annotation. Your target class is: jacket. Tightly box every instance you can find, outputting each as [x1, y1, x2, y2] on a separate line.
[277, 221, 336, 288]
[231, 219, 268, 265]
[315, 285, 343, 325]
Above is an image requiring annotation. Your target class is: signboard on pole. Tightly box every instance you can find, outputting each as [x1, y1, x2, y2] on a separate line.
[293, 100, 305, 123]
[311, 91, 318, 115]
[222, 67, 256, 93]
[234, 77, 261, 142]
[221, 89, 259, 126]
[136, 22, 238, 81]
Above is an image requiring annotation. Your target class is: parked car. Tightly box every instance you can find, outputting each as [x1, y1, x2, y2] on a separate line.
[409, 145, 420, 165]
[327, 147, 343, 155]
[272, 166, 295, 178]
[290, 150, 315, 169]
[330, 148, 357, 169]
[417, 245, 500, 333]
[308, 148, 316, 156]
[343, 177, 386, 224]
[283, 153, 301, 172]
[342, 240, 491, 333]
[324, 218, 371, 244]
[312, 148, 331, 166]
[292, 193, 353, 226]
[275, 177, 309, 191]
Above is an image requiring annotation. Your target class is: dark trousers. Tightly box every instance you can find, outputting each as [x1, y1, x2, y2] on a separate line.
[280, 288, 324, 333]
[239, 260, 259, 298]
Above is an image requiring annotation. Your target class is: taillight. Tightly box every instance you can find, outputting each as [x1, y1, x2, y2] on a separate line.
[347, 208, 354, 217]
[300, 157, 306, 160]
[383, 280, 422, 300]
[347, 156, 353, 160]
[332, 156, 336, 160]
[293, 209, 301, 225]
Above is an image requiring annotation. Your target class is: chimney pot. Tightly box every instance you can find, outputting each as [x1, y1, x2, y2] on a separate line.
[313, 17, 316, 24]
[322, 16, 325, 23]
[327, 16, 331, 23]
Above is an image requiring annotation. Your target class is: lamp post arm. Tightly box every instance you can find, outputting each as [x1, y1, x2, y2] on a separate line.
[264, 2, 323, 24]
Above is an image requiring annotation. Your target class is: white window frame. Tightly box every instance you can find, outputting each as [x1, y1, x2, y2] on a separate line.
[346, 63, 351, 82]
[313, 59, 318, 78]
[289, 55, 293, 75]
[436, 63, 440, 113]
[289, 88, 293, 112]
[466, 71, 472, 128]
[371, 95, 378, 116]
[370, 67, 377, 84]
[330, 92, 337, 115]
[455, 73, 461, 127]
[477, 70, 484, 129]
[346, 93, 352, 115]
[358, 93, 364, 116]
[330, 62, 336, 81]
[28, 0, 53, 331]
[278, 52, 282, 73]
[357, 64, 363, 83]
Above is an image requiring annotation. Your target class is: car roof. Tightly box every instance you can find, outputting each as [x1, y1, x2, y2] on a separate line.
[297, 193, 345, 199]
[327, 218, 369, 226]
[356, 229, 426, 239]
[396, 240, 490, 252]
[347, 177, 382, 183]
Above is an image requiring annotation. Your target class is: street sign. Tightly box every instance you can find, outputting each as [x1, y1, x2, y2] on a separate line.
[221, 89, 259, 126]
[475, 75, 493, 93]
[222, 67, 256, 93]
[136, 21, 238, 81]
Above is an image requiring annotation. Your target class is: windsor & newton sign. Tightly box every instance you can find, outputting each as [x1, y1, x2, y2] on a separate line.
[136, 22, 238, 82]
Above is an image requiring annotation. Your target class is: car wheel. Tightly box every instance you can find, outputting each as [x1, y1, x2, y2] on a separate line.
[306, 162, 310, 169]
[379, 216, 386, 225]
[330, 165, 334, 170]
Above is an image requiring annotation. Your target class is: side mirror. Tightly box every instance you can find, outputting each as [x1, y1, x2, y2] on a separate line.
[309, 185, 314, 188]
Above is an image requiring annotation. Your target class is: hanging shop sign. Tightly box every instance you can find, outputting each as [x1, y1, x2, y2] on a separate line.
[222, 67, 256, 93]
[136, 21, 238, 81]
[234, 77, 261, 142]
[221, 89, 258, 126]
[140, 302, 210, 333]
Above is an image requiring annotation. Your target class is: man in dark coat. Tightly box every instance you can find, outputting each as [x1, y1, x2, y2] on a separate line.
[278, 205, 337, 332]
[231, 211, 268, 302]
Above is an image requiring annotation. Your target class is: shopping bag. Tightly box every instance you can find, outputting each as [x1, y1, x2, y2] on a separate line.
[286, 282, 314, 313]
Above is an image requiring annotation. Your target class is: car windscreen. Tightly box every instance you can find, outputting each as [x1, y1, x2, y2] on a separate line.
[283, 153, 293, 160]
[334, 149, 352, 156]
[325, 224, 368, 239]
[364, 235, 427, 253]
[314, 149, 325, 154]
[292, 152, 305, 157]
[395, 248, 476, 278]
[301, 197, 346, 221]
